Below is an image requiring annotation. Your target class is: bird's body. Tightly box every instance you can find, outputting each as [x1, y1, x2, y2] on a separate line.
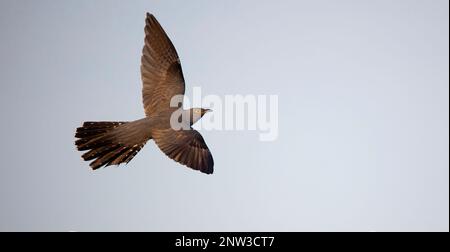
[75, 13, 214, 174]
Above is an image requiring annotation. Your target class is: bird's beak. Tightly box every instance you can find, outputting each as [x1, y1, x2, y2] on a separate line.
[202, 109, 212, 116]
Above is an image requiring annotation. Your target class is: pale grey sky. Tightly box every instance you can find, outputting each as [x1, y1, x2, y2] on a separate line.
[0, 0, 448, 231]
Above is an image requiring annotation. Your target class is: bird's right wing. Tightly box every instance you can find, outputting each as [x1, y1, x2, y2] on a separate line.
[152, 128, 214, 174]
[141, 13, 186, 117]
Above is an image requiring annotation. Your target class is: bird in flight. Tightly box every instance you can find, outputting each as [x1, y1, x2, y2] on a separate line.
[75, 13, 214, 174]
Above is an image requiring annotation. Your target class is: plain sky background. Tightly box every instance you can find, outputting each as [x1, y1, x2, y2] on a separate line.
[0, 0, 448, 231]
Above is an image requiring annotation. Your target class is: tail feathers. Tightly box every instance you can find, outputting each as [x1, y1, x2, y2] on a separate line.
[75, 121, 147, 170]
[75, 122, 126, 150]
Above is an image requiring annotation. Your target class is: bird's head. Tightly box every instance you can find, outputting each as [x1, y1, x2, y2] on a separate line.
[189, 108, 212, 125]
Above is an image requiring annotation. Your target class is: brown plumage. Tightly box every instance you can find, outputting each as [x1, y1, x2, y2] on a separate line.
[75, 13, 214, 174]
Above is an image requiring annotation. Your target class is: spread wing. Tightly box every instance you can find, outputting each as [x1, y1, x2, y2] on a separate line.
[152, 128, 214, 174]
[141, 13, 185, 117]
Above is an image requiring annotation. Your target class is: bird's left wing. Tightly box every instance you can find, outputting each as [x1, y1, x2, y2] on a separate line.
[141, 13, 185, 117]
[152, 128, 214, 174]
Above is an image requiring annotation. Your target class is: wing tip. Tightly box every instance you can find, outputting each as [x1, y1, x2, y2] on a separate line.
[146, 13, 157, 22]
[201, 155, 214, 175]
[202, 168, 214, 175]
